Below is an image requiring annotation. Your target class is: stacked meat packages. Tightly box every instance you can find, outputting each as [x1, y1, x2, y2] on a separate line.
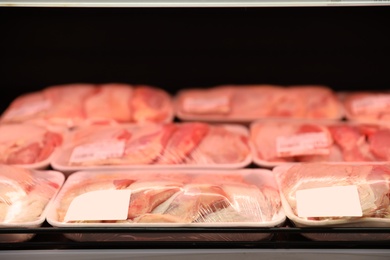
[2, 82, 390, 243]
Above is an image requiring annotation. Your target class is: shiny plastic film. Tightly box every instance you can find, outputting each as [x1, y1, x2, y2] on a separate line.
[0, 165, 64, 242]
[175, 85, 343, 122]
[250, 119, 390, 167]
[0, 123, 64, 170]
[46, 169, 285, 241]
[274, 163, 390, 241]
[0, 83, 173, 128]
[51, 122, 252, 173]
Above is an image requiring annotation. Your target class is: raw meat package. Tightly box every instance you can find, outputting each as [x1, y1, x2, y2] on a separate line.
[175, 85, 343, 122]
[274, 163, 390, 241]
[0, 83, 173, 127]
[0, 165, 64, 242]
[0, 123, 64, 170]
[46, 169, 285, 242]
[341, 91, 390, 124]
[250, 119, 390, 167]
[51, 122, 252, 173]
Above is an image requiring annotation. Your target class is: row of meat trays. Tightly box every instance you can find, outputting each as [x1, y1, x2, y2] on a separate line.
[1, 163, 390, 243]
[2, 120, 390, 171]
[2, 83, 390, 126]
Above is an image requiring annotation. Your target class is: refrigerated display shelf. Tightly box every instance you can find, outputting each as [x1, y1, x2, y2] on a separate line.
[1, 223, 390, 250]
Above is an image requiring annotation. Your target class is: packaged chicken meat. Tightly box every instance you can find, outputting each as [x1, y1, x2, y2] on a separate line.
[274, 163, 390, 241]
[250, 119, 390, 168]
[340, 91, 390, 124]
[175, 85, 343, 123]
[51, 122, 252, 173]
[0, 83, 173, 128]
[46, 169, 285, 242]
[0, 165, 64, 242]
[0, 123, 64, 170]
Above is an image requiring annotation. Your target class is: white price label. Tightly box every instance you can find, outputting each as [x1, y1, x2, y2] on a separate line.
[183, 96, 230, 113]
[296, 185, 362, 218]
[5, 100, 51, 118]
[65, 190, 131, 221]
[351, 95, 390, 114]
[276, 132, 330, 157]
[70, 140, 125, 163]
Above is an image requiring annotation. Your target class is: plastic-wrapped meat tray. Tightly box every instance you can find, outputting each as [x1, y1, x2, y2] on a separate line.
[274, 163, 390, 241]
[46, 169, 285, 242]
[0, 165, 64, 242]
[175, 85, 343, 123]
[51, 122, 253, 174]
[250, 119, 390, 168]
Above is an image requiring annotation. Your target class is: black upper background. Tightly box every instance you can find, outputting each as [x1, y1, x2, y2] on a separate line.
[0, 6, 389, 111]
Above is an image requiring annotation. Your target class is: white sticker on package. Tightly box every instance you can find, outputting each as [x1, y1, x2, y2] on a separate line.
[276, 132, 330, 157]
[296, 185, 362, 218]
[183, 96, 230, 113]
[5, 100, 51, 118]
[351, 95, 390, 114]
[64, 190, 131, 221]
[69, 140, 125, 163]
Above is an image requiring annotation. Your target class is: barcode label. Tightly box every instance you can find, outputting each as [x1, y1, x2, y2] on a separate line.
[70, 140, 125, 163]
[276, 132, 330, 157]
[183, 96, 230, 113]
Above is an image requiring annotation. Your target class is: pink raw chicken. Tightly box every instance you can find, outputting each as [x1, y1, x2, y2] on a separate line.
[157, 122, 210, 165]
[131, 85, 173, 123]
[84, 83, 133, 123]
[43, 84, 97, 127]
[185, 125, 250, 165]
[0, 124, 62, 165]
[277, 163, 390, 220]
[0, 165, 59, 223]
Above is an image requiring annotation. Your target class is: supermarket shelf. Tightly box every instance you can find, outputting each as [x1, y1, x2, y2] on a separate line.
[1, 249, 390, 260]
[1, 0, 390, 8]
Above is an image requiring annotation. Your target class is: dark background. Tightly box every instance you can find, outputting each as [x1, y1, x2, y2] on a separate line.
[1, 6, 389, 111]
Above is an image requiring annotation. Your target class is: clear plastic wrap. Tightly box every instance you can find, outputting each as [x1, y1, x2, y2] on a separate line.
[175, 85, 343, 123]
[46, 169, 285, 242]
[250, 119, 390, 168]
[0, 165, 64, 242]
[340, 91, 390, 124]
[274, 163, 390, 241]
[51, 122, 252, 173]
[0, 83, 173, 127]
[0, 123, 64, 170]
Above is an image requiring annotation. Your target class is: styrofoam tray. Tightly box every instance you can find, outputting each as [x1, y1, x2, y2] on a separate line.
[46, 169, 286, 242]
[0, 123, 67, 170]
[0, 170, 65, 243]
[174, 86, 345, 123]
[273, 164, 390, 241]
[250, 118, 390, 168]
[51, 123, 253, 174]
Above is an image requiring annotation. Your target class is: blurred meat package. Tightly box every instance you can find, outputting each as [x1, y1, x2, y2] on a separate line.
[175, 85, 343, 122]
[0, 123, 64, 169]
[0, 165, 64, 242]
[274, 163, 390, 241]
[51, 122, 252, 172]
[46, 169, 285, 242]
[250, 119, 390, 167]
[0, 83, 173, 127]
[341, 91, 390, 124]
